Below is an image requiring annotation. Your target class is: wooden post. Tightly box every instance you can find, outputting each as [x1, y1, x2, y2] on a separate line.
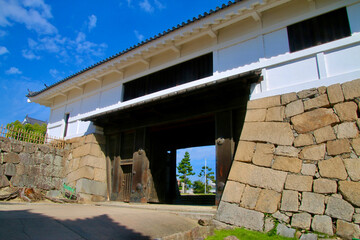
[215, 111, 234, 206]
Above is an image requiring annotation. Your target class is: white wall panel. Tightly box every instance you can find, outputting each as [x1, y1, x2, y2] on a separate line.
[65, 101, 81, 118]
[263, 28, 290, 59]
[266, 56, 319, 91]
[80, 94, 100, 115]
[49, 107, 65, 124]
[325, 43, 360, 77]
[77, 121, 95, 136]
[215, 36, 263, 73]
[347, 3, 360, 34]
[66, 121, 78, 137]
[47, 126, 62, 138]
[99, 86, 121, 109]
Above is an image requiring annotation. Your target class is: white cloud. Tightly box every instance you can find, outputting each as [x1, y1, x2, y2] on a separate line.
[22, 49, 40, 60]
[23, 32, 107, 65]
[139, 0, 154, 13]
[0, 46, 9, 55]
[0, 0, 57, 35]
[134, 30, 144, 42]
[154, 0, 165, 10]
[5, 67, 22, 75]
[87, 14, 97, 31]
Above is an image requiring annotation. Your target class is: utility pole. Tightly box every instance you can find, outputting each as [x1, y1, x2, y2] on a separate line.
[204, 158, 207, 194]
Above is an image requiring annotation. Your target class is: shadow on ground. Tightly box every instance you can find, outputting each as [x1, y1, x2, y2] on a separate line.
[0, 209, 151, 240]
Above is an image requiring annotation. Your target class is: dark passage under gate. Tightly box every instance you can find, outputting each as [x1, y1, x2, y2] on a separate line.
[87, 71, 260, 205]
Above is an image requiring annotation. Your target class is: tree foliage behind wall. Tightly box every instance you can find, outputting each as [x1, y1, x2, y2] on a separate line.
[5, 120, 47, 143]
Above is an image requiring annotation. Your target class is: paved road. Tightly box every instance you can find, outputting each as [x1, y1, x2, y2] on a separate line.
[0, 203, 202, 240]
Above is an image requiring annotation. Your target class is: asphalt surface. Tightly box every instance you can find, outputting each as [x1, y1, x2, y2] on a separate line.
[0, 203, 213, 240]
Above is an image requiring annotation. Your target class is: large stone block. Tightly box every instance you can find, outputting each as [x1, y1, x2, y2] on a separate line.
[311, 215, 333, 236]
[339, 181, 360, 207]
[79, 155, 106, 169]
[72, 143, 105, 159]
[299, 192, 325, 215]
[228, 162, 287, 192]
[325, 196, 354, 221]
[334, 102, 358, 121]
[4, 163, 16, 176]
[276, 224, 295, 238]
[272, 156, 302, 173]
[313, 179, 337, 194]
[66, 166, 95, 183]
[76, 178, 107, 196]
[294, 134, 314, 147]
[11, 142, 23, 153]
[318, 156, 347, 180]
[327, 139, 351, 155]
[299, 144, 326, 161]
[234, 141, 255, 163]
[240, 122, 294, 146]
[24, 142, 37, 153]
[344, 159, 360, 181]
[38, 145, 50, 154]
[247, 95, 281, 109]
[93, 168, 106, 182]
[303, 94, 330, 111]
[252, 143, 274, 167]
[291, 212, 311, 230]
[352, 137, 360, 155]
[336, 220, 360, 240]
[244, 109, 266, 122]
[342, 79, 360, 100]
[3, 152, 20, 163]
[281, 92, 297, 105]
[280, 190, 299, 212]
[301, 163, 316, 176]
[297, 88, 318, 99]
[273, 211, 290, 223]
[334, 122, 359, 139]
[266, 106, 285, 122]
[285, 175, 313, 192]
[291, 108, 339, 133]
[275, 146, 299, 157]
[0, 175, 10, 188]
[285, 100, 304, 118]
[84, 134, 106, 145]
[327, 83, 344, 104]
[19, 152, 35, 165]
[313, 126, 336, 143]
[222, 181, 245, 204]
[255, 189, 281, 213]
[216, 201, 264, 231]
[240, 185, 261, 209]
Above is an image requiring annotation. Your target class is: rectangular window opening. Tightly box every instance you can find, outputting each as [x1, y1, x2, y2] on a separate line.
[123, 53, 213, 101]
[287, 7, 351, 52]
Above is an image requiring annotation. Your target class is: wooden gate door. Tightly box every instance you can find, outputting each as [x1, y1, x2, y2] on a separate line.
[120, 164, 132, 202]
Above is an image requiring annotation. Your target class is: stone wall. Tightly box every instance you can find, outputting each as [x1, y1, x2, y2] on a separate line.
[64, 134, 107, 202]
[216, 79, 360, 239]
[0, 137, 66, 190]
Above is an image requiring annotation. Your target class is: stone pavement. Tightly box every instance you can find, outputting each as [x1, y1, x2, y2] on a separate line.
[0, 203, 215, 240]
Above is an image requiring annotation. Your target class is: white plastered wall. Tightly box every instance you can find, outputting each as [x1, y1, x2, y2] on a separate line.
[47, 0, 360, 139]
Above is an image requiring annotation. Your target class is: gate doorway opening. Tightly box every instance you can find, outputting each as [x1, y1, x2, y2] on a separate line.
[175, 145, 216, 205]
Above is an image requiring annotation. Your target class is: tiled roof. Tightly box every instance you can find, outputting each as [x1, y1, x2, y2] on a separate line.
[27, 0, 242, 98]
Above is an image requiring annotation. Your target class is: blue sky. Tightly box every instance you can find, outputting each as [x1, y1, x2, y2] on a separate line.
[176, 145, 215, 183]
[0, 0, 230, 127]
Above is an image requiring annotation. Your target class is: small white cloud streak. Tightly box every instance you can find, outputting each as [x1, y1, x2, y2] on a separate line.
[87, 14, 97, 31]
[5, 67, 22, 75]
[139, 0, 154, 13]
[0, 46, 9, 55]
[134, 30, 144, 42]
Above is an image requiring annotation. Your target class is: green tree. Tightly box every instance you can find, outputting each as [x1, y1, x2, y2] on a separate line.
[198, 166, 215, 193]
[177, 151, 195, 191]
[193, 180, 205, 194]
[6, 120, 47, 142]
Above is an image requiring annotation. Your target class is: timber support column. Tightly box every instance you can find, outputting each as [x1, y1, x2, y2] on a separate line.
[130, 128, 153, 203]
[215, 111, 234, 206]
